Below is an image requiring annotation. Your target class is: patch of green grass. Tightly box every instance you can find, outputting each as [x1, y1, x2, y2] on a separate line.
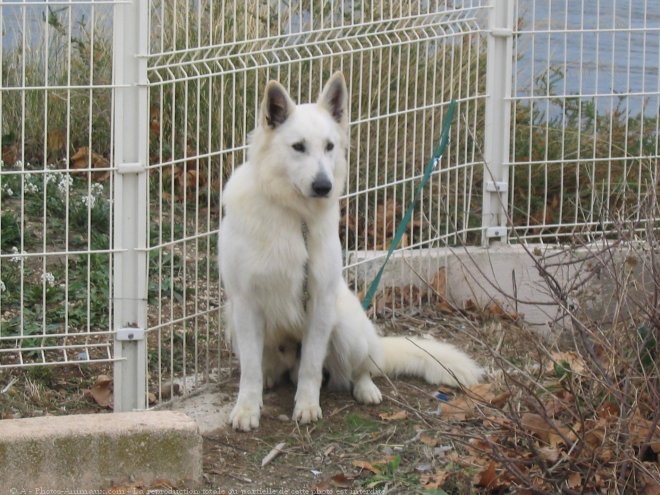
[361, 455, 417, 490]
[344, 412, 381, 434]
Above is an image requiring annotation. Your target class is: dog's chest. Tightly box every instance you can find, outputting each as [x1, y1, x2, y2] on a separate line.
[251, 224, 308, 332]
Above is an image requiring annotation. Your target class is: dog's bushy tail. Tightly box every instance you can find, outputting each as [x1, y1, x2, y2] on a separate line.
[374, 336, 483, 387]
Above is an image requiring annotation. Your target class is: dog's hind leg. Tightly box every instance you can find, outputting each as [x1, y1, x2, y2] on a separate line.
[229, 297, 265, 431]
[353, 372, 382, 404]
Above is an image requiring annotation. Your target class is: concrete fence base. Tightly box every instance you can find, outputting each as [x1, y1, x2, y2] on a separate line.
[0, 411, 202, 491]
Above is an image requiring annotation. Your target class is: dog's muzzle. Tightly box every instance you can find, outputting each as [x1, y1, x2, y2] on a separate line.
[311, 174, 332, 197]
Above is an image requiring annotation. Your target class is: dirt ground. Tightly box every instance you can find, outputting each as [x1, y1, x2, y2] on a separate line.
[201, 374, 483, 494]
[2, 308, 658, 494]
[196, 313, 517, 494]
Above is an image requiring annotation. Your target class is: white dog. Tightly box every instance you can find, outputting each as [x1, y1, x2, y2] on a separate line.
[219, 73, 482, 431]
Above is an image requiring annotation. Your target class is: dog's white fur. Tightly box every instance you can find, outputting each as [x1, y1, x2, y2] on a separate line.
[219, 73, 482, 431]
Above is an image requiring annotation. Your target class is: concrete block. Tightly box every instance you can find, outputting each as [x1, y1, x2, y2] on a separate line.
[0, 411, 202, 491]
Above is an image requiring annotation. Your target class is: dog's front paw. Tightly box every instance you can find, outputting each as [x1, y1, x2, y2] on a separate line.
[230, 403, 261, 431]
[293, 401, 322, 424]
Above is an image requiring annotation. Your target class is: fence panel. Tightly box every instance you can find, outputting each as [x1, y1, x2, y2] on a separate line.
[0, 1, 118, 369]
[509, 0, 660, 242]
[143, 0, 489, 402]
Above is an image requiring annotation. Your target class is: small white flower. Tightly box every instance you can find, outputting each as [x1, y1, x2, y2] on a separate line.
[0, 280, 6, 293]
[81, 194, 97, 208]
[57, 174, 73, 194]
[4, 187, 13, 197]
[10, 246, 24, 263]
[91, 183, 104, 196]
[24, 181, 39, 194]
[41, 272, 56, 287]
[45, 171, 58, 185]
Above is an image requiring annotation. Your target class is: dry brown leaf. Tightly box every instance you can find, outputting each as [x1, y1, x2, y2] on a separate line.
[596, 401, 619, 420]
[521, 412, 574, 447]
[420, 434, 440, 447]
[467, 383, 497, 401]
[490, 391, 512, 409]
[521, 412, 555, 440]
[485, 301, 520, 321]
[311, 473, 354, 493]
[431, 267, 447, 298]
[437, 300, 455, 313]
[538, 446, 561, 463]
[330, 473, 354, 488]
[441, 397, 471, 421]
[584, 417, 608, 447]
[441, 384, 509, 422]
[543, 390, 575, 417]
[642, 474, 660, 495]
[420, 470, 449, 490]
[47, 130, 65, 155]
[2, 144, 18, 166]
[546, 351, 587, 375]
[567, 471, 582, 489]
[475, 461, 501, 489]
[468, 437, 491, 453]
[70, 147, 110, 181]
[597, 447, 614, 463]
[87, 374, 113, 409]
[379, 410, 408, 422]
[629, 411, 660, 448]
[482, 415, 513, 429]
[150, 106, 161, 136]
[464, 298, 478, 312]
[351, 457, 394, 475]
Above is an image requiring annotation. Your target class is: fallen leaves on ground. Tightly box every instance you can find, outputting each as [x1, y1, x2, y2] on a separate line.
[85, 374, 113, 409]
[378, 409, 408, 421]
[351, 456, 396, 475]
[311, 473, 355, 492]
[425, 350, 660, 494]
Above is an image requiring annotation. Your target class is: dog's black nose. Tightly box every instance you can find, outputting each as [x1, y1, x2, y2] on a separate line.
[311, 176, 332, 197]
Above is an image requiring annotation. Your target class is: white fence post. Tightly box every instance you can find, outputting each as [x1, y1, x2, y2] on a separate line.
[482, 0, 514, 246]
[112, 0, 149, 411]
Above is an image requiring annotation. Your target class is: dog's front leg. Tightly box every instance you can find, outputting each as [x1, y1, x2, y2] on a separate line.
[293, 293, 334, 423]
[229, 297, 265, 431]
[293, 224, 342, 424]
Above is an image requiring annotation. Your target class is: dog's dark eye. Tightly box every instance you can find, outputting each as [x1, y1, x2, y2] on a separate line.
[326, 142, 335, 152]
[292, 142, 306, 153]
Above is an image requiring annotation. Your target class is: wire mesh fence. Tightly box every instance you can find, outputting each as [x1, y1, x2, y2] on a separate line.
[0, 0, 658, 410]
[0, 1, 116, 368]
[143, 0, 490, 404]
[509, 0, 660, 242]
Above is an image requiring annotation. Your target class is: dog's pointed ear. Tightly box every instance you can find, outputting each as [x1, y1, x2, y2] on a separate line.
[261, 81, 295, 129]
[318, 72, 348, 129]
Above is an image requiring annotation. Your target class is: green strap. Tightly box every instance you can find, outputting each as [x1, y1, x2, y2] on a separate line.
[361, 99, 457, 310]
